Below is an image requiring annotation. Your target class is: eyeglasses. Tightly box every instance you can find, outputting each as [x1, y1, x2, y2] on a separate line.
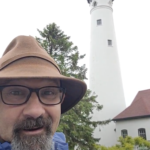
[0, 85, 66, 105]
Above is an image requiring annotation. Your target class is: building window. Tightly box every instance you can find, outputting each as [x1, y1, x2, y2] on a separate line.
[97, 19, 102, 26]
[108, 40, 112, 46]
[121, 129, 128, 138]
[93, 1, 97, 7]
[138, 128, 146, 140]
[88, 0, 92, 3]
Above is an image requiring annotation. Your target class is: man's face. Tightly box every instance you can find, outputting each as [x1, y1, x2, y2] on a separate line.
[0, 78, 62, 150]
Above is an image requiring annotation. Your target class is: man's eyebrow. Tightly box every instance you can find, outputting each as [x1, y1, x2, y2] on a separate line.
[0, 79, 12, 85]
[0, 79, 61, 86]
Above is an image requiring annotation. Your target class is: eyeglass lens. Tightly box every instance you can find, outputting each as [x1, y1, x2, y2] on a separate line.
[2, 86, 63, 105]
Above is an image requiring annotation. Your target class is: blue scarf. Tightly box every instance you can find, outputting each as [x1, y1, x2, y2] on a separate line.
[0, 132, 69, 150]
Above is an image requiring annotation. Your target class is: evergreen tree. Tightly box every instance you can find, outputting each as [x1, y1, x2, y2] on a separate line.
[36, 23, 110, 150]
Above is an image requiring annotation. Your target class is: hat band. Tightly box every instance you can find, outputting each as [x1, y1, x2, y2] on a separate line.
[0, 53, 61, 73]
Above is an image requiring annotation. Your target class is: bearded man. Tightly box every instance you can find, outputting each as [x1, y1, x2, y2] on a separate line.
[0, 36, 86, 150]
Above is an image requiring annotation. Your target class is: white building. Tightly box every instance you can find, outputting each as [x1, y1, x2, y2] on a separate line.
[86, 0, 150, 147]
[113, 89, 150, 142]
[87, 0, 126, 146]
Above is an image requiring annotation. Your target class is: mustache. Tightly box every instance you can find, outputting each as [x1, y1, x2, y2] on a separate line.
[13, 116, 52, 132]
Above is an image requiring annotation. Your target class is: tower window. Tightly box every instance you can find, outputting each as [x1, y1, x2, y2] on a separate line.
[121, 129, 128, 138]
[138, 128, 146, 140]
[97, 19, 102, 26]
[108, 40, 112, 46]
[93, 1, 97, 7]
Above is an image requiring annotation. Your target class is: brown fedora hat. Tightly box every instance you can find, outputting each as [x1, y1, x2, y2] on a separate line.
[0, 35, 87, 114]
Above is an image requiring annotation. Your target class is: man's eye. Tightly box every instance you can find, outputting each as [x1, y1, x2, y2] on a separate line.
[11, 91, 23, 95]
[43, 91, 54, 95]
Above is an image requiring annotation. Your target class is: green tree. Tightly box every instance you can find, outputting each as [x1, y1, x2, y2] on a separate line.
[36, 23, 110, 150]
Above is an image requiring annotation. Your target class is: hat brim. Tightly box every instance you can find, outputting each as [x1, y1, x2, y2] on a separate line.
[0, 57, 87, 114]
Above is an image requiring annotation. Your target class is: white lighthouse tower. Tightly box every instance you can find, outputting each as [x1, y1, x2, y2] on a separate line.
[87, 0, 126, 146]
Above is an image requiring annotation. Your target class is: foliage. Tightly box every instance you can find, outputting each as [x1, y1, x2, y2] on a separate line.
[36, 23, 111, 150]
[98, 136, 150, 150]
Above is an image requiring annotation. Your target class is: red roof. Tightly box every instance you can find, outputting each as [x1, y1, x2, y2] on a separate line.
[113, 89, 150, 121]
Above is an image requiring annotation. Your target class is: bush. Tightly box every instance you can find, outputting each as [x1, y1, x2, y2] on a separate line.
[94, 136, 150, 150]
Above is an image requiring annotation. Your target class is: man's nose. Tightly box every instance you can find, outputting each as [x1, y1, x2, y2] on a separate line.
[22, 92, 46, 119]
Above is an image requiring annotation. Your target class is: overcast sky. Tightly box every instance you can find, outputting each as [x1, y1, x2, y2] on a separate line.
[0, 0, 150, 107]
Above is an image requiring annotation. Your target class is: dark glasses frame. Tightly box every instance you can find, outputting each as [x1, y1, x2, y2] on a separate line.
[0, 85, 66, 106]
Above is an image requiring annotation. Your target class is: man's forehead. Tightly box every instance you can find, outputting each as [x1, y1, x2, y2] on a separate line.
[0, 78, 60, 86]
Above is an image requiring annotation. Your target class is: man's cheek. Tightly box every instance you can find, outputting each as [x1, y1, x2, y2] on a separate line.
[51, 114, 61, 135]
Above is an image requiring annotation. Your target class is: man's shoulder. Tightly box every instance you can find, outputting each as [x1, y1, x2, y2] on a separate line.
[0, 142, 11, 150]
[52, 132, 69, 150]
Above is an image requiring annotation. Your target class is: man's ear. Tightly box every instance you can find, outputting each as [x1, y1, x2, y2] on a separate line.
[61, 94, 65, 104]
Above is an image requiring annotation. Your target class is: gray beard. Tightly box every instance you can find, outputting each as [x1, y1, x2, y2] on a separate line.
[11, 116, 53, 150]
